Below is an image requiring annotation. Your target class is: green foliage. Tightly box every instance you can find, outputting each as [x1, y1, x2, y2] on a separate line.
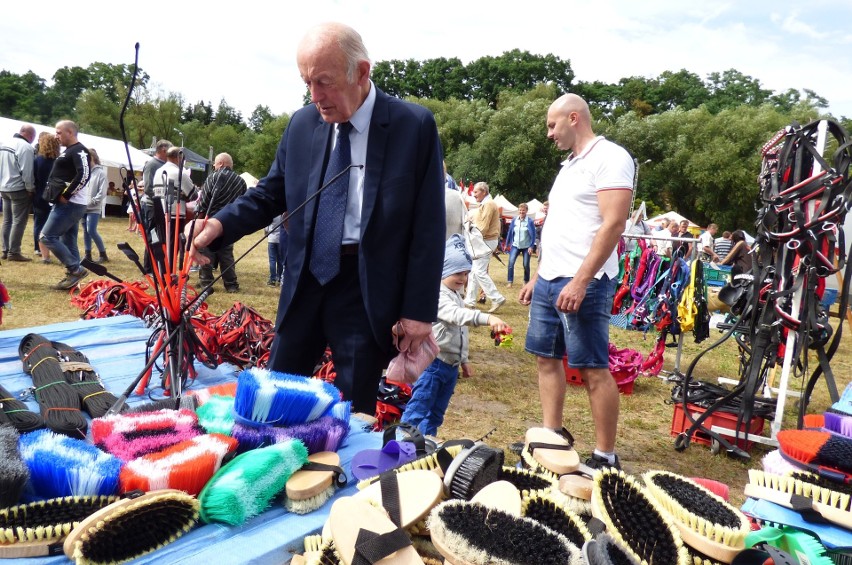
[373, 50, 573, 107]
[238, 114, 290, 178]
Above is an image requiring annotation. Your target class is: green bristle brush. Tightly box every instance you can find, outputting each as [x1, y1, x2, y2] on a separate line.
[198, 438, 308, 525]
[195, 394, 235, 436]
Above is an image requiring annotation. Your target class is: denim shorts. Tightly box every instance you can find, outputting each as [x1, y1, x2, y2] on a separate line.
[524, 275, 617, 368]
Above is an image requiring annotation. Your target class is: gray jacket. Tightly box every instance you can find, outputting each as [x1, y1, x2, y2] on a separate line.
[434, 284, 490, 366]
[0, 134, 35, 193]
[86, 165, 108, 213]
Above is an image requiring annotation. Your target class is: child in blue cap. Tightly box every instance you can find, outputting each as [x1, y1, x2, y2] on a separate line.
[401, 234, 509, 436]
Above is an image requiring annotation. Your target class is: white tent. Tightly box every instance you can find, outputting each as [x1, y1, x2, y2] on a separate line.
[0, 116, 151, 210]
[526, 198, 544, 219]
[493, 194, 518, 217]
[647, 211, 700, 229]
[239, 172, 259, 188]
[0, 117, 150, 171]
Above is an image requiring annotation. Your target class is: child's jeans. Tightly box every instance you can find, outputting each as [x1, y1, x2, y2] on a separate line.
[400, 357, 459, 436]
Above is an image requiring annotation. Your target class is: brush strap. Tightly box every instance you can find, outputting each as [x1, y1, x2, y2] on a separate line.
[378, 473, 402, 527]
[301, 461, 347, 488]
[353, 525, 412, 565]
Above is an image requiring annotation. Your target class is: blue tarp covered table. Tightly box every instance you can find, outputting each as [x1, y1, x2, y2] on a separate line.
[0, 315, 380, 564]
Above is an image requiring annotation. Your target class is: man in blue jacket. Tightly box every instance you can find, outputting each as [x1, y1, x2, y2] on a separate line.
[189, 22, 445, 413]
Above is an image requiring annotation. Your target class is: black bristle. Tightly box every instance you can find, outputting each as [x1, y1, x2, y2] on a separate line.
[448, 445, 503, 500]
[648, 472, 742, 528]
[75, 494, 199, 564]
[522, 495, 589, 548]
[790, 471, 852, 498]
[498, 465, 555, 493]
[597, 471, 684, 565]
[587, 533, 640, 565]
[436, 501, 577, 564]
[0, 495, 118, 542]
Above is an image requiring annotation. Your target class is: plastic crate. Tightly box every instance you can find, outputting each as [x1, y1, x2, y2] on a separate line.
[704, 264, 732, 287]
[563, 356, 635, 395]
[670, 402, 764, 450]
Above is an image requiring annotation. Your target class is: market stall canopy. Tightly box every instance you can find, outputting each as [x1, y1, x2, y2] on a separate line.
[648, 211, 700, 229]
[493, 194, 518, 217]
[526, 198, 544, 219]
[0, 116, 150, 171]
[143, 145, 209, 172]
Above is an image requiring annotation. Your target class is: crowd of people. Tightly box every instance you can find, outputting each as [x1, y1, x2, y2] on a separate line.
[3, 21, 756, 475]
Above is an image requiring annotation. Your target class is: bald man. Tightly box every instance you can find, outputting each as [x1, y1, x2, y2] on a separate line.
[0, 124, 36, 261]
[195, 152, 247, 293]
[519, 94, 634, 470]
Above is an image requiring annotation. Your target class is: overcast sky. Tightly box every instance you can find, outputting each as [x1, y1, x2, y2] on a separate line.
[2, 0, 851, 125]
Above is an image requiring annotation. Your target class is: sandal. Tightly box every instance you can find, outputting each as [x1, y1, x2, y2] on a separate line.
[330, 497, 424, 565]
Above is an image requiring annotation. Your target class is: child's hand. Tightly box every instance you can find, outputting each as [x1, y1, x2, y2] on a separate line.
[488, 316, 509, 334]
[461, 362, 473, 378]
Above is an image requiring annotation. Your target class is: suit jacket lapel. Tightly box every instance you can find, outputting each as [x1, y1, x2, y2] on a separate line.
[361, 89, 389, 239]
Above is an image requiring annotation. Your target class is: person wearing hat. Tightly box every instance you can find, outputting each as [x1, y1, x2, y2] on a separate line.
[400, 234, 509, 437]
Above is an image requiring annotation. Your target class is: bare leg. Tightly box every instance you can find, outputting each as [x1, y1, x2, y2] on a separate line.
[537, 356, 566, 429]
[39, 241, 51, 261]
[580, 367, 619, 452]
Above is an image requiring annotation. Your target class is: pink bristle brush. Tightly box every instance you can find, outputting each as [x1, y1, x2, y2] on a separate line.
[91, 409, 203, 461]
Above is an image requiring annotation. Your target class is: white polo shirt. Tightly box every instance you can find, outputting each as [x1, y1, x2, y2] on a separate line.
[539, 136, 634, 281]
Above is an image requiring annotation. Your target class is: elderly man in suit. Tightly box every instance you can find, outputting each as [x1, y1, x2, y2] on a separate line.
[189, 22, 445, 413]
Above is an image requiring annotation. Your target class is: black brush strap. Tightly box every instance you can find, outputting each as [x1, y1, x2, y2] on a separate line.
[300, 461, 347, 488]
[378, 473, 402, 527]
[352, 525, 411, 565]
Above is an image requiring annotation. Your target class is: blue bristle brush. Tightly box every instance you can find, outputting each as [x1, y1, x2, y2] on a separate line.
[18, 429, 121, 498]
[198, 439, 308, 525]
[231, 416, 349, 454]
[233, 368, 340, 426]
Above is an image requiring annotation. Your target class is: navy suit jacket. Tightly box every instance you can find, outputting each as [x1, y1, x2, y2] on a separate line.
[214, 87, 445, 350]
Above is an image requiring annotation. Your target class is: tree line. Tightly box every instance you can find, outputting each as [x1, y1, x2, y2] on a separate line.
[1, 52, 848, 230]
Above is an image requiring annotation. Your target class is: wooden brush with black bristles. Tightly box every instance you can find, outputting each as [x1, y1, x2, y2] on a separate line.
[583, 532, 642, 565]
[592, 468, 690, 565]
[745, 468, 852, 530]
[521, 491, 592, 550]
[427, 498, 583, 564]
[642, 470, 750, 563]
[497, 465, 558, 497]
[442, 442, 504, 500]
[62, 489, 199, 565]
[0, 494, 119, 558]
[0, 425, 28, 507]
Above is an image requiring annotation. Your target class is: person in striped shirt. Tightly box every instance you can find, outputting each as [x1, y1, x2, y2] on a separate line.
[195, 153, 247, 293]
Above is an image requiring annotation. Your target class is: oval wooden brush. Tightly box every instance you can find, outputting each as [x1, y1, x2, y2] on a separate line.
[63, 489, 200, 565]
[642, 470, 750, 563]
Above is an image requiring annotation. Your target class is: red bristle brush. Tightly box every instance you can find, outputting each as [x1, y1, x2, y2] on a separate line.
[187, 382, 238, 406]
[776, 429, 852, 482]
[119, 434, 238, 496]
[91, 408, 203, 461]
